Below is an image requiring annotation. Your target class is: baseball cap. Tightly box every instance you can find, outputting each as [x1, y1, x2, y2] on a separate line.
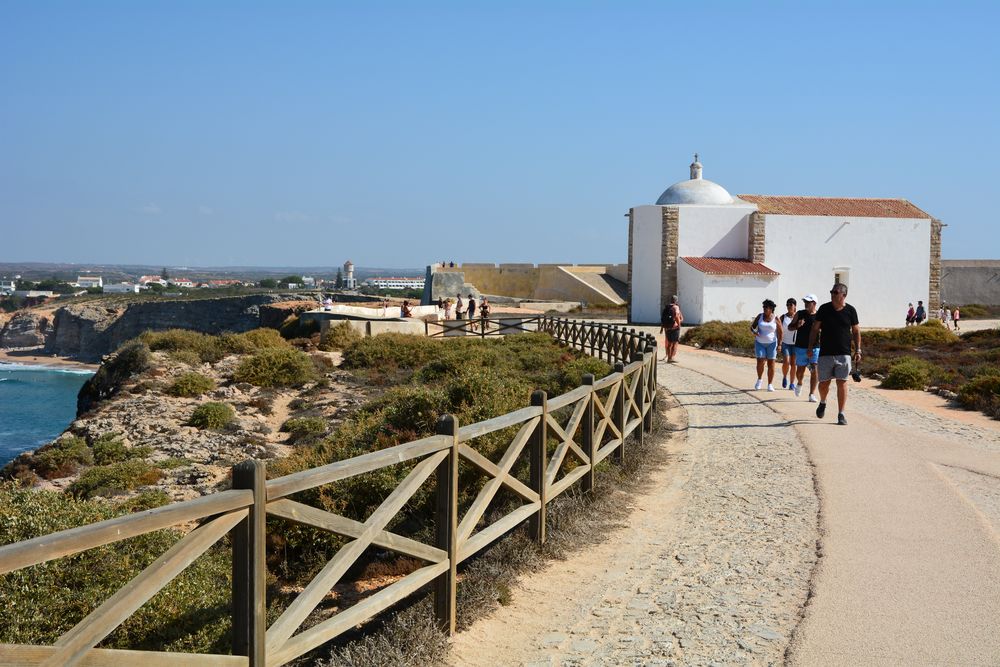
[803, 293, 818, 303]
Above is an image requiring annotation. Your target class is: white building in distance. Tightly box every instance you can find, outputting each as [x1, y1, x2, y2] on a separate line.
[365, 276, 425, 290]
[343, 261, 357, 289]
[76, 276, 103, 288]
[104, 283, 142, 293]
[629, 157, 941, 328]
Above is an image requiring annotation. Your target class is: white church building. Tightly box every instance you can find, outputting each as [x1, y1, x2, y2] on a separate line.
[628, 157, 941, 328]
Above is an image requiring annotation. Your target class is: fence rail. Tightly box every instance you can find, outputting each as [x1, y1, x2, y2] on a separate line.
[0, 318, 659, 667]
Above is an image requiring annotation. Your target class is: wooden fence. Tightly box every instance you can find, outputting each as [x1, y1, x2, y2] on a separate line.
[0, 319, 658, 667]
[424, 314, 541, 338]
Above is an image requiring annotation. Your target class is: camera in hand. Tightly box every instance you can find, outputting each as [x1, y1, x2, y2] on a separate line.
[851, 368, 862, 383]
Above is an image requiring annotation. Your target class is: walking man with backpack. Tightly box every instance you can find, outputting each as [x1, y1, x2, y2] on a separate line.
[661, 295, 683, 363]
[808, 283, 861, 426]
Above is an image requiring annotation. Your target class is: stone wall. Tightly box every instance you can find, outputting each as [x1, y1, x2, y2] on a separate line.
[941, 260, 1000, 306]
[928, 218, 943, 311]
[749, 211, 766, 264]
[423, 262, 626, 306]
[658, 207, 679, 317]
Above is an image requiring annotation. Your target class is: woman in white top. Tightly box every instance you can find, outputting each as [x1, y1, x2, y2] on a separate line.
[751, 299, 783, 391]
[779, 298, 799, 391]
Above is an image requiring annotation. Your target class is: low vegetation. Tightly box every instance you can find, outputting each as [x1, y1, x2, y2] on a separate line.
[67, 460, 164, 499]
[77, 340, 152, 413]
[681, 320, 755, 353]
[0, 483, 232, 653]
[188, 401, 236, 429]
[166, 372, 216, 397]
[320, 321, 363, 351]
[232, 347, 318, 387]
[140, 327, 290, 364]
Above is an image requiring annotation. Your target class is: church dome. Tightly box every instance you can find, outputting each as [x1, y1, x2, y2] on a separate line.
[656, 155, 734, 205]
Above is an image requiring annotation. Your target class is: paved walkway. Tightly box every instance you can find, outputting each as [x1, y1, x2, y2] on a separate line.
[446, 347, 1000, 666]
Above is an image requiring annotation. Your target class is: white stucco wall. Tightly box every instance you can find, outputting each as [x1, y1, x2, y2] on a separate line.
[677, 203, 756, 259]
[763, 215, 930, 327]
[678, 259, 778, 325]
[629, 205, 664, 323]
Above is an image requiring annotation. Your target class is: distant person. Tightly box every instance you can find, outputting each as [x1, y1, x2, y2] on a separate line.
[938, 305, 947, 323]
[914, 300, 926, 324]
[751, 299, 783, 392]
[401, 300, 413, 317]
[660, 295, 683, 363]
[905, 302, 915, 326]
[808, 283, 861, 426]
[322, 296, 333, 311]
[455, 294, 465, 318]
[444, 298, 453, 319]
[449, 261, 455, 267]
[952, 305, 961, 330]
[479, 297, 491, 321]
[467, 294, 477, 320]
[789, 294, 820, 402]
[780, 298, 798, 390]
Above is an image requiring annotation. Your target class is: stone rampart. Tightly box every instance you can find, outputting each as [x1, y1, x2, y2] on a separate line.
[941, 260, 1000, 305]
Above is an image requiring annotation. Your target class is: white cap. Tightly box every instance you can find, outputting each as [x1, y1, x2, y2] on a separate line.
[803, 293, 818, 303]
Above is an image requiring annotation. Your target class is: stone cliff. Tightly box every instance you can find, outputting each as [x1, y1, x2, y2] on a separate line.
[0, 311, 55, 348]
[2, 294, 310, 361]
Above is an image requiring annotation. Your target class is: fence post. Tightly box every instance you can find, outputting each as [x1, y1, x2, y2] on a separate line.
[232, 459, 266, 666]
[612, 362, 625, 463]
[529, 390, 548, 544]
[434, 414, 459, 634]
[644, 345, 656, 432]
[582, 374, 596, 493]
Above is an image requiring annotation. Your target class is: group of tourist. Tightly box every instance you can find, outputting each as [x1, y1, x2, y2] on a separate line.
[905, 300, 960, 330]
[437, 293, 490, 321]
[663, 284, 862, 426]
[749, 284, 861, 425]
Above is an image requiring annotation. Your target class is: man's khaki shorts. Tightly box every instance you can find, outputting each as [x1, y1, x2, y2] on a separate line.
[818, 355, 851, 382]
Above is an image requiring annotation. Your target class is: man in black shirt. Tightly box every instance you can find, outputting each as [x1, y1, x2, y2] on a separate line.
[808, 283, 861, 425]
[788, 294, 820, 401]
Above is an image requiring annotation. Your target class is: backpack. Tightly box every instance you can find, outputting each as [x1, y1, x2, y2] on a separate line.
[662, 304, 676, 328]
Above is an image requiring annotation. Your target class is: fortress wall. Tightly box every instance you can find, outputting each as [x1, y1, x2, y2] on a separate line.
[941, 260, 1000, 305]
[425, 263, 624, 305]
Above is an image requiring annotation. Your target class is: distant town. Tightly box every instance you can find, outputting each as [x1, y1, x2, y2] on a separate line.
[0, 260, 426, 310]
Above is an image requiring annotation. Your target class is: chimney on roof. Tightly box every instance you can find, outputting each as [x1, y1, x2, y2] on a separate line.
[690, 153, 702, 180]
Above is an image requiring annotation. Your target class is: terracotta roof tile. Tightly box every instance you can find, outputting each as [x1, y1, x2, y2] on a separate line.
[681, 257, 780, 276]
[738, 195, 931, 218]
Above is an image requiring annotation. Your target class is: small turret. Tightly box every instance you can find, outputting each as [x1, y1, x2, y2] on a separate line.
[690, 153, 702, 180]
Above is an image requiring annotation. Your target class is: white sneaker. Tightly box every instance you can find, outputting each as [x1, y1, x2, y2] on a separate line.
[794, 384, 802, 397]
[808, 394, 818, 403]
[754, 379, 763, 390]
[767, 384, 775, 392]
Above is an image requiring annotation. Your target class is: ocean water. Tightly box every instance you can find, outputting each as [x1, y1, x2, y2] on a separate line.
[0, 363, 95, 465]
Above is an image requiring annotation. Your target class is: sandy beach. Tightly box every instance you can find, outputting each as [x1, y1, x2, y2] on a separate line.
[0, 349, 99, 371]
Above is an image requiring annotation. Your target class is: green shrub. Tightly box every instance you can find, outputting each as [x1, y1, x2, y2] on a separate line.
[31, 436, 93, 479]
[682, 320, 755, 351]
[0, 483, 231, 652]
[342, 334, 441, 370]
[140, 329, 225, 363]
[219, 328, 290, 354]
[168, 349, 203, 366]
[166, 372, 216, 397]
[67, 460, 164, 499]
[279, 315, 320, 340]
[92, 433, 152, 465]
[77, 341, 152, 413]
[864, 321, 958, 347]
[320, 321, 364, 351]
[957, 303, 990, 319]
[957, 373, 1000, 418]
[880, 356, 936, 390]
[281, 417, 329, 443]
[232, 347, 317, 387]
[189, 402, 236, 429]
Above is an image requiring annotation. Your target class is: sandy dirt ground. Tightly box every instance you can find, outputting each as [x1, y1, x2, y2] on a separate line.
[0, 349, 98, 370]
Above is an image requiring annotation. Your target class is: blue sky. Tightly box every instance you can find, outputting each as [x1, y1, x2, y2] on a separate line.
[2, 1, 997, 267]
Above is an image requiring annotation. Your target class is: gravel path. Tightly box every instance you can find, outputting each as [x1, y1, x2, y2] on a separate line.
[446, 362, 819, 666]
